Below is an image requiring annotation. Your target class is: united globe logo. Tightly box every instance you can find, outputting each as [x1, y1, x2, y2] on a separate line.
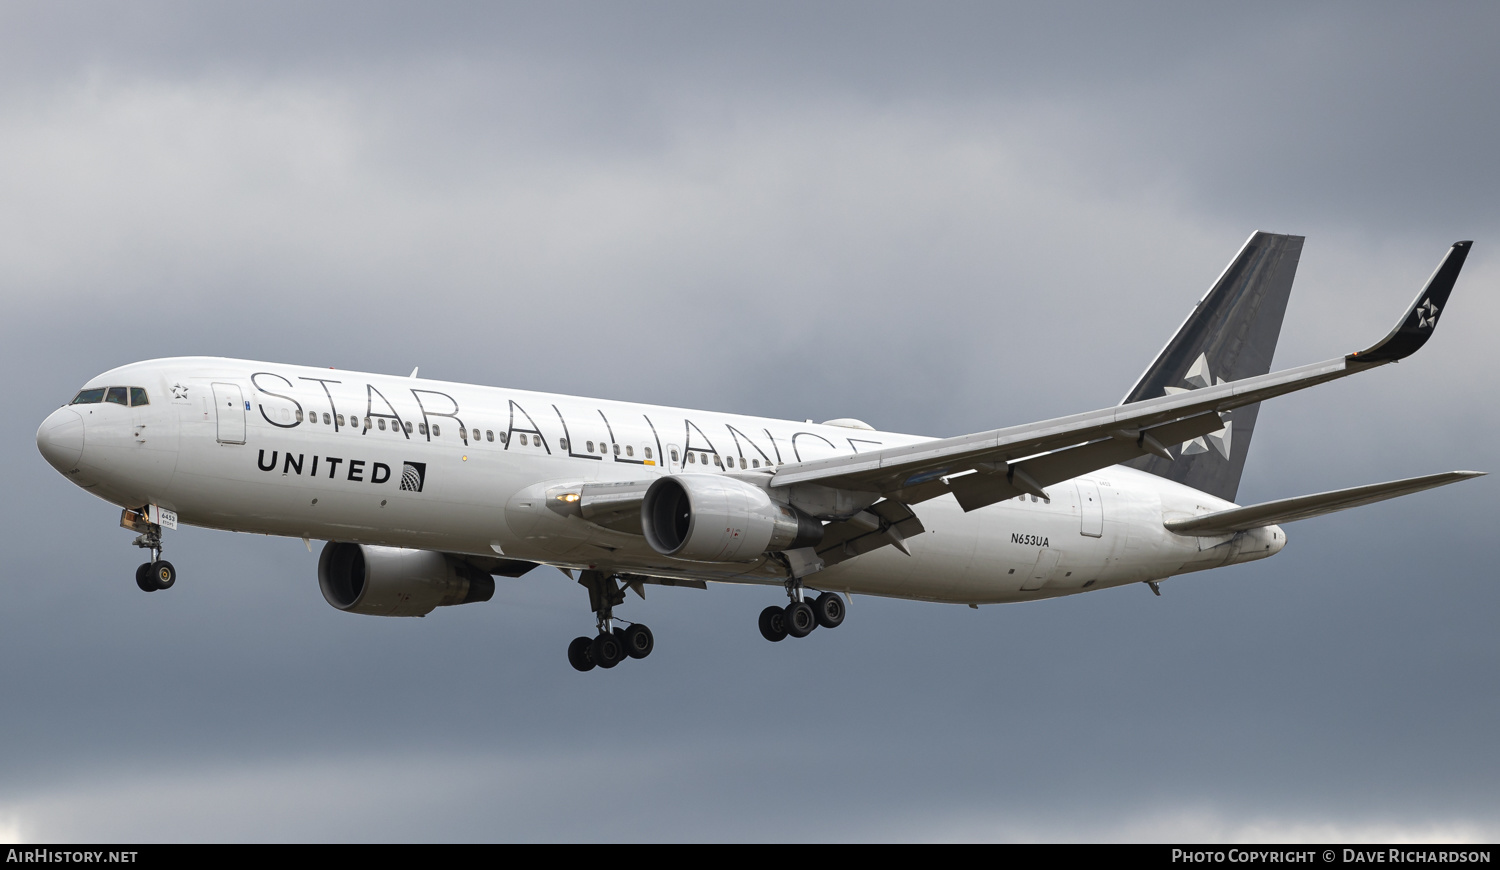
[400, 461, 426, 493]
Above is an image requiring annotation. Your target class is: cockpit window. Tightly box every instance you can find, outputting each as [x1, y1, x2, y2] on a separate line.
[70, 386, 151, 406]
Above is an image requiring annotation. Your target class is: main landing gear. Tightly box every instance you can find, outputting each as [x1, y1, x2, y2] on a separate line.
[568, 570, 655, 672]
[123, 508, 176, 592]
[758, 580, 846, 643]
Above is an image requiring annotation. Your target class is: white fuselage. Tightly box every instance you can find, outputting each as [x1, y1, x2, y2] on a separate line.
[38, 357, 1285, 604]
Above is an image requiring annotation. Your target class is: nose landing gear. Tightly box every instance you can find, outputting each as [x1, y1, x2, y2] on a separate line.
[123, 507, 175, 592]
[134, 559, 176, 592]
[568, 570, 655, 672]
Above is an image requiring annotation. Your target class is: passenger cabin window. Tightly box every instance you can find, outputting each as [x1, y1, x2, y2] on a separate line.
[433, 424, 441, 437]
[625, 446, 634, 457]
[487, 431, 494, 442]
[645, 447, 653, 459]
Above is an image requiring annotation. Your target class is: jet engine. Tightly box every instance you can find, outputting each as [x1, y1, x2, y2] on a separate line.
[317, 542, 495, 617]
[641, 475, 823, 562]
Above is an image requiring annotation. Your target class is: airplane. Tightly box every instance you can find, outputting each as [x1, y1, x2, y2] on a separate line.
[35, 234, 1483, 673]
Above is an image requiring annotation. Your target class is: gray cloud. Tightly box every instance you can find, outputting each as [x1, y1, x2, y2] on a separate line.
[2, 2, 1497, 842]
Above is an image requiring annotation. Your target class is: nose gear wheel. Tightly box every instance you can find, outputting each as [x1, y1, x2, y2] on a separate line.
[125, 507, 178, 592]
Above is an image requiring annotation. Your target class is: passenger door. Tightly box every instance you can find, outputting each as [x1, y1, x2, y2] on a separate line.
[212, 382, 246, 444]
[1077, 479, 1103, 537]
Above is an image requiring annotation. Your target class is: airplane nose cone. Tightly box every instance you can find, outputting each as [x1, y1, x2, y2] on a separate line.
[37, 408, 84, 474]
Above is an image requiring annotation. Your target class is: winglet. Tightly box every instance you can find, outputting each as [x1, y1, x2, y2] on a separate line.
[1348, 241, 1471, 364]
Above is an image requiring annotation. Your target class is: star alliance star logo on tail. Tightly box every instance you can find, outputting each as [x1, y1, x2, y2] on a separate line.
[1163, 353, 1232, 460]
[400, 462, 426, 492]
[1417, 297, 1440, 328]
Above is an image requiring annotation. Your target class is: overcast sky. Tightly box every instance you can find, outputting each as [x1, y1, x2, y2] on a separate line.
[2, 2, 1497, 843]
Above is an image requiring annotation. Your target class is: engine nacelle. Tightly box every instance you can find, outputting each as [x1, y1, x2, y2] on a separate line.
[317, 542, 495, 617]
[641, 474, 823, 562]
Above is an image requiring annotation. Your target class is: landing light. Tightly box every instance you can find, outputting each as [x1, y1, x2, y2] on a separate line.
[558, 493, 581, 503]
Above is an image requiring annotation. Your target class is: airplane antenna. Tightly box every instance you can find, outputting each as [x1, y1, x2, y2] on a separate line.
[409, 366, 419, 378]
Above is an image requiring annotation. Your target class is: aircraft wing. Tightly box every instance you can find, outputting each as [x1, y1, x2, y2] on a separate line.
[1163, 471, 1485, 535]
[770, 241, 1471, 509]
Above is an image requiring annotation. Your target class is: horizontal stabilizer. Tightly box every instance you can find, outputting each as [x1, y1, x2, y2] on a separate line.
[1164, 471, 1485, 536]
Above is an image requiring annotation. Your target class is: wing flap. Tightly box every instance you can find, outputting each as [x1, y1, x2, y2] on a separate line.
[949, 412, 1227, 512]
[1164, 471, 1485, 536]
[812, 499, 926, 567]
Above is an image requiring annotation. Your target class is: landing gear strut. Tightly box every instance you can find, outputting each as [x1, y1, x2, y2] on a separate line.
[568, 570, 654, 672]
[758, 575, 846, 642]
[124, 508, 175, 592]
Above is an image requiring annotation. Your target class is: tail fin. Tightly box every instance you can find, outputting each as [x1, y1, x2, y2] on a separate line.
[1121, 232, 1304, 501]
